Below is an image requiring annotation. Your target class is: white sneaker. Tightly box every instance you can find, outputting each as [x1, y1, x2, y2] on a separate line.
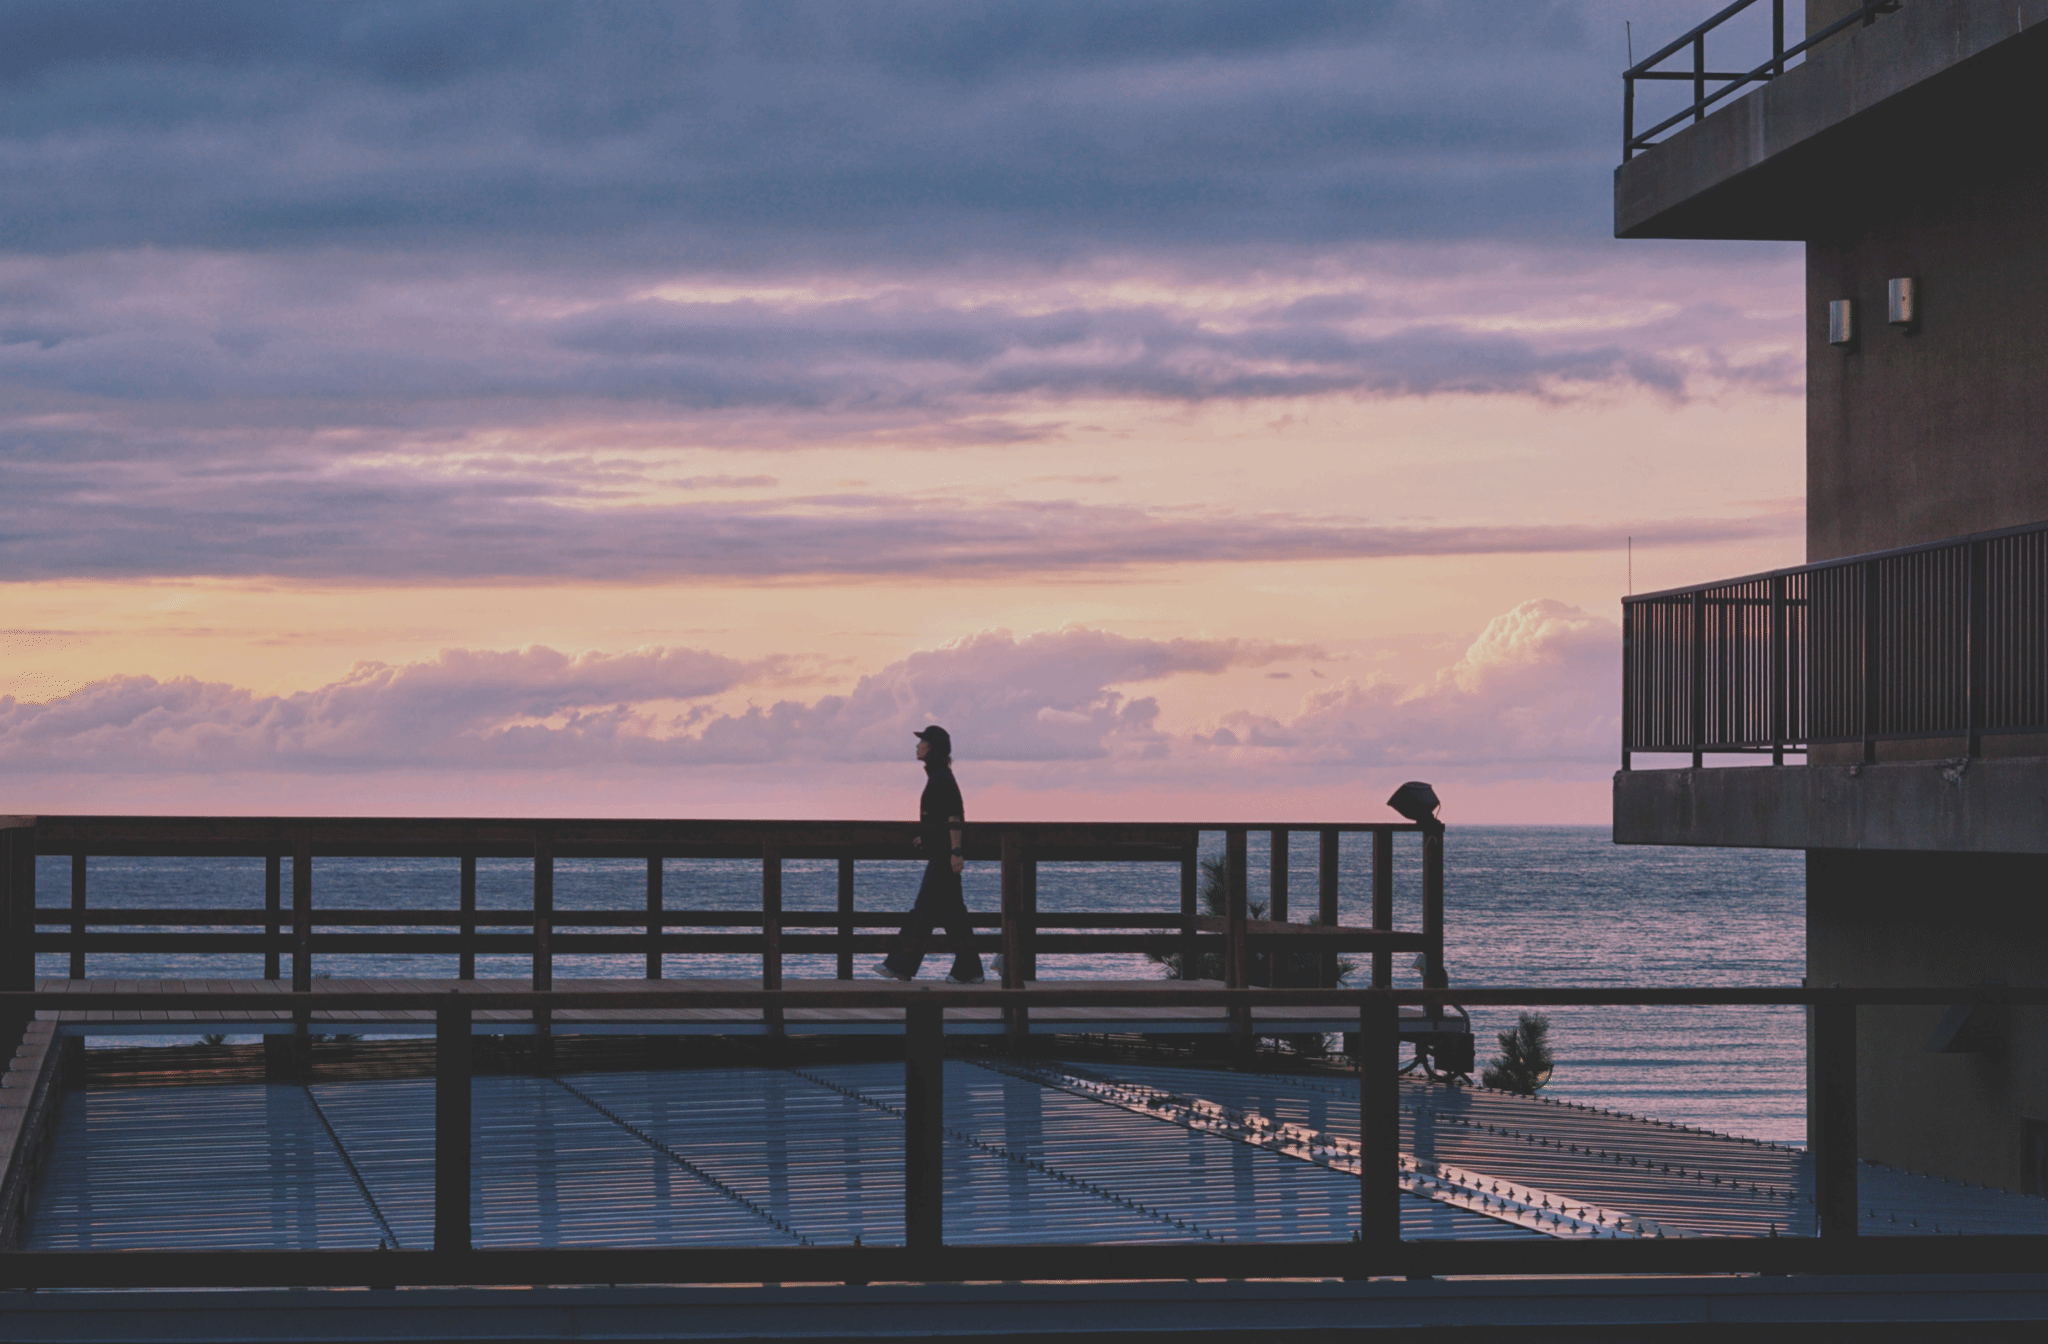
[990, 954, 1007, 979]
[870, 961, 912, 981]
[947, 969, 986, 985]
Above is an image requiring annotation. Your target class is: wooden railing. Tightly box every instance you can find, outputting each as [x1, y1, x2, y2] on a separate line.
[2, 980, 2042, 1286]
[0, 816, 1447, 1009]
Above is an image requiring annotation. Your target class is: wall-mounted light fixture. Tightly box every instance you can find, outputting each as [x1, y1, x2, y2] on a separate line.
[1888, 277, 1918, 332]
[1828, 299, 1856, 348]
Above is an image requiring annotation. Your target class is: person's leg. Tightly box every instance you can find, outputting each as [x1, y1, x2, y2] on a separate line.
[883, 860, 947, 977]
[938, 869, 984, 981]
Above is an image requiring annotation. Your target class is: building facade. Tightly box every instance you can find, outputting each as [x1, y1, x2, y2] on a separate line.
[1612, 0, 2048, 1195]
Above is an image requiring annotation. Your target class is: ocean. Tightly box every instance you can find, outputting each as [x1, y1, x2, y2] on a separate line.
[32, 825, 1806, 1144]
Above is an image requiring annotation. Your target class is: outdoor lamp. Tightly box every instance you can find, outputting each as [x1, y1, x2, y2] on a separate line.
[1387, 780, 1443, 830]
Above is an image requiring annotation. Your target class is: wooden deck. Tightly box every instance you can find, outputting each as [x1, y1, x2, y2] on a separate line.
[33, 977, 1465, 1038]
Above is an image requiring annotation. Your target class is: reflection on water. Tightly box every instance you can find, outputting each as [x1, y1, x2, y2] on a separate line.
[35, 826, 1804, 1142]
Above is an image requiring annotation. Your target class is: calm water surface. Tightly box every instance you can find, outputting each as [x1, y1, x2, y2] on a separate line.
[35, 826, 1805, 1143]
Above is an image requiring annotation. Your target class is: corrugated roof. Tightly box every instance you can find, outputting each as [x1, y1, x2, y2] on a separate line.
[28, 1062, 1530, 1250]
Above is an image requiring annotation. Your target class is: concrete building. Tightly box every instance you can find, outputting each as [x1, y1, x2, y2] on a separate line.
[1612, 0, 2048, 1196]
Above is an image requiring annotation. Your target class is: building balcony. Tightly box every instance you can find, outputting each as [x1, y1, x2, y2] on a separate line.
[1613, 521, 2048, 852]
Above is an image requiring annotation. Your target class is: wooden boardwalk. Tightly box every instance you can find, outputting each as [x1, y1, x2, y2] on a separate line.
[32, 977, 1462, 1038]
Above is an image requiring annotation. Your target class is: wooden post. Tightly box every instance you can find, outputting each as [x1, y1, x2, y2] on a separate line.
[1269, 829, 1288, 925]
[1226, 827, 1251, 1044]
[292, 840, 312, 1073]
[291, 843, 312, 993]
[1225, 828, 1249, 988]
[263, 855, 281, 981]
[1021, 846, 1038, 985]
[762, 837, 783, 1037]
[1421, 829, 1446, 992]
[1318, 828, 1340, 989]
[1371, 830, 1393, 990]
[836, 857, 855, 981]
[434, 1000, 473, 1254]
[0, 826, 33, 994]
[69, 855, 86, 980]
[1359, 997, 1401, 1260]
[532, 834, 552, 1057]
[1000, 831, 1026, 1043]
[904, 1000, 945, 1254]
[1179, 830, 1199, 980]
[646, 857, 663, 981]
[1814, 999, 1858, 1243]
[531, 835, 553, 992]
[458, 857, 476, 982]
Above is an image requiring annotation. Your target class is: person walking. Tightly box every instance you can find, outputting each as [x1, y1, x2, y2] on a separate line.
[872, 725, 986, 984]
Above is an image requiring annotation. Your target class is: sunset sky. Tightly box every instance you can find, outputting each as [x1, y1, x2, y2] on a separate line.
[1, 1, 1806, 823]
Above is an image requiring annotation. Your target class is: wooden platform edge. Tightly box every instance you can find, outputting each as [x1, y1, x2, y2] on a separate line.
[0, 1018, 67, 1250]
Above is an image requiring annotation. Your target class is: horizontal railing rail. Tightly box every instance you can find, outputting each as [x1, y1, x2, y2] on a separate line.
[1, 980, 2035, 1287]
[0, 817, 1450, 1021]
[1621, 517, 2048, 766]
[1623, 0, 1900, 160]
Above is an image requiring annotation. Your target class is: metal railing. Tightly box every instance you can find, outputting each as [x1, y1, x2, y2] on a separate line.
[0, 817, 1449, 1013]
[1623, 0, 1901, 160]
[2, 980, 2044, 1287]
[1621, 519, 2048, 766]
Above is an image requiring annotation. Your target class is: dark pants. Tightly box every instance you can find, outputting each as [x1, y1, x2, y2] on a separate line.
[883, 858, 984, 980]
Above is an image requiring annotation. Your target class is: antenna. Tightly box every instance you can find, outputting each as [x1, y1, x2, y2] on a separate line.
[1626, 21, 1634, 67]
[1628, 536, 1633, 595]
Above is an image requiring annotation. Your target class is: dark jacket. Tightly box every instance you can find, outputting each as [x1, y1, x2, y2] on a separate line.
[919, 762, 964, 855]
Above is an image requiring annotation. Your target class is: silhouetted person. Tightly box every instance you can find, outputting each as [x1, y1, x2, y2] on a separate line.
[873, 725, 986, 984]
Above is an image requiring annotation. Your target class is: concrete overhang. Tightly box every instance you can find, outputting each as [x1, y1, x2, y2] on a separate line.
[1616, 0, 2048, 241]
[1613, 756, 2048, 852]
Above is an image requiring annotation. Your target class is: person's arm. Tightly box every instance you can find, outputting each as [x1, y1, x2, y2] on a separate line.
[950, 816, 964, 874]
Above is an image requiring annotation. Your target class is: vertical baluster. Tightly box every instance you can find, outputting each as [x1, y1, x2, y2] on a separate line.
[1621, 600, 1634, 770]
[1968, 538, 1986, 757]
[1179, 831, 1199, 980]
[1772, 574, 1787, 765]
[1692, 33, 1705, 123]
[1772, 0, 1785, 75]
[1000, 830, 1025, 1044]
[1863, 561, 1880, 763]
[1691, 588, 1705, 768]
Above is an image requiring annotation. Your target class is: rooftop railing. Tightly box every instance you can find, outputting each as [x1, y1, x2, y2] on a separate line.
[1623, 0, 1901, 161]
[0, 816, 1448, 1018]
[2, 979, 2043, 1286]
[1621, 518, 2048, 767]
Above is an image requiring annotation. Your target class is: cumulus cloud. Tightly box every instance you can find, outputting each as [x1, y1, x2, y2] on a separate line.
[1205, 599, 1617, 771]
[0, 646, 763, 771]
[1, 606, 1616, 781]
